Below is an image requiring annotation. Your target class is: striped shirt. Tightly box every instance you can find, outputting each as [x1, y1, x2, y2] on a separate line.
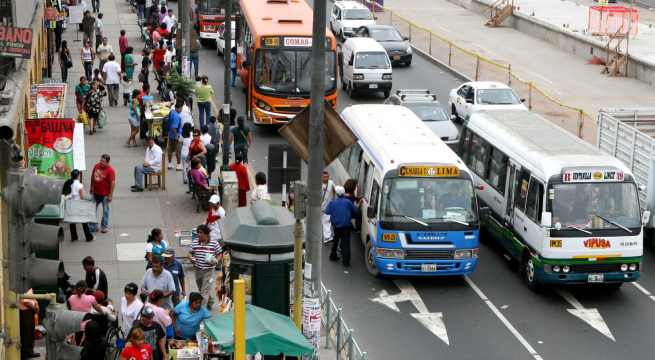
[190, 239, 221, 270]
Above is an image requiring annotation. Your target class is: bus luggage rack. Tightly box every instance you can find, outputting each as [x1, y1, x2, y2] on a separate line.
[404, 249, 454, 260]
[571, 263, 621, 273]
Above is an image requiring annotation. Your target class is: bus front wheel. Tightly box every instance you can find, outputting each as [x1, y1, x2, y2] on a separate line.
[521, 253, 541, 292]
[365, 240, 380, 277]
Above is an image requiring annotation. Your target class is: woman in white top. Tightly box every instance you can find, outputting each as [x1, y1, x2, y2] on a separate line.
[251, 172, 271, 203]
[120, 283, 143, 335]
[179, 123, 193, 186]
[62, 169, 94, 242]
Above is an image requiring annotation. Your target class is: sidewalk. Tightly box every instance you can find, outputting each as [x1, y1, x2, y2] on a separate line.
[381, 0, 655, 141]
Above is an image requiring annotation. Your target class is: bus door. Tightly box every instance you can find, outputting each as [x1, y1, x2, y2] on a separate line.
[504, 161, 520, 224]
[357, 159, 371, 245]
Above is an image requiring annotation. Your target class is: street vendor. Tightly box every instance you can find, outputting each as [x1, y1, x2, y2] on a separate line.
[172, 292, 211, 339]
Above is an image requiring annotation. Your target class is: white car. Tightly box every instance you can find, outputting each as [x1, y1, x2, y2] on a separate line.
[216, 21, 236, 56]
[330, 1, 376, 40]
[448, 81, 527, 122]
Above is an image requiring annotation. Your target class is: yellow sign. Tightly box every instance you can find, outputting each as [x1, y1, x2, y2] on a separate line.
[550, 239, 562, 248]
[382, 233, 398, 242]
[399, 165, 460, 177]
[263, 37, 280, 47]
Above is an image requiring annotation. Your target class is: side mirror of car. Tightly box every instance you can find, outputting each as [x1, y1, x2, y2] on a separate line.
[642, 210, 651, 226]
[402, 36, 409, 41]
[465, 97, 474, 104]
[367, 206, 376, 218]
[541, 212, 552, 228]
[520, 98, 526, 103]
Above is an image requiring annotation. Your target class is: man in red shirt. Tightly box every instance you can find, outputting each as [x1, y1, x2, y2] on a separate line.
[228, 154, 251, 207]
[89, 154, 116, 233]
[119, 29, 129, 72]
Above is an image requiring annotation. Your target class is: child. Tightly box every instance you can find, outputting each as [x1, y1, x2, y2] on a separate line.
[121, 75, 132, 106]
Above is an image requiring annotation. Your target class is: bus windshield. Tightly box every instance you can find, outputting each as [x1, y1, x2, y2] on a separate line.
[381, 178, 478, 225]
[255, 49, 337, 95]
[198, 0, 220, 12]
[551, 182, 641, 230]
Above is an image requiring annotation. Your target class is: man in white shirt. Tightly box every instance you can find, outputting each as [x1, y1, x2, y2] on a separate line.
[132, 137, 163, 192]
[96, 37, 113, 72]
[95, 13, 104, 51]
[321, 170, 336, 243]
[163, 9, 176, 34]
[102, 53, 122, 107]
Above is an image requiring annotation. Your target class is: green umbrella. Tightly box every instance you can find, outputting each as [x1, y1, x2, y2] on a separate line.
[204, 304, 314, 357]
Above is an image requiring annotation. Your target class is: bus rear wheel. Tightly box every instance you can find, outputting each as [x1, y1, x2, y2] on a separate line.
[521, 253, 541, 292]
[365, 240, 380, 277]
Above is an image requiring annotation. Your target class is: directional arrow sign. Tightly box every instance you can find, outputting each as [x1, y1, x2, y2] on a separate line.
[557, 289, 615, 341]
[370, 280, 450, 345]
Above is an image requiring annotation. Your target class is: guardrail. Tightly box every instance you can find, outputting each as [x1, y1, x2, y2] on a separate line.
[320, 282, 368, 360]
[357, 0, 593, 141]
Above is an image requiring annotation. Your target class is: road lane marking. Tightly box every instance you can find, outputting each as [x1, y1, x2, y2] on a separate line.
[369, 279, 450, 345]
[631, 282, 655, 303]
[556, 289, 615, 341]
[464, 276, 544, 360]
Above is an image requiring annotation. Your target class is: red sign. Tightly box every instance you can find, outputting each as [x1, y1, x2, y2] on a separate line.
[0, 26, 33, 58]
[583, 238, 611, 249]
[25, 119, 76, 178]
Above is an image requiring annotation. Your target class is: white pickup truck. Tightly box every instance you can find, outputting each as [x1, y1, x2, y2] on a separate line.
[597, 108, 655, 245]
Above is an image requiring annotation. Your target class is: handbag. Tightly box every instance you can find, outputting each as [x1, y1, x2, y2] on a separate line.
[97, 110, 107, 128]
[65, 54, 73, 68]
[78, 110, 89, 125]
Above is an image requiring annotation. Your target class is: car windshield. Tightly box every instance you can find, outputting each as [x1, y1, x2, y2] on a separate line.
[344, 9, 373, 20]
[476, 88, 521, 105]
[354, 52, 390, 69]
[551, 182, 641, 230]
[255, 49, 337, 95]
[219, 23, 235, 38]
[369, 28, 403, 41]
[381, 178, 478, 224]
[405, 103, 449, 121]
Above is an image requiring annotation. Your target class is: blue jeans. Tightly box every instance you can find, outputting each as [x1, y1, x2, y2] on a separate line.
[83, 61, 93, 81]
[230, 68, 237, 87]
[91, 195, 110, 230]
[190, 52, 199, 79]
[137, 4, 145, 21]
[134, 165, 156, 188]
[197, 101, 211, 128]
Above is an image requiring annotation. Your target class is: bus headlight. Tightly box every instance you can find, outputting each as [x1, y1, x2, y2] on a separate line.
[629, 263, 638, 271]
[562, 265, 571, 273]
[382, 73, 392, 80]
[353, 73, 364, 80]
[553, 265, 561, 273]
[256, 100, 273, 111]
[455, 249, 477, 259]
[620, 264, 628, 272]
[376, 248, 405, 259]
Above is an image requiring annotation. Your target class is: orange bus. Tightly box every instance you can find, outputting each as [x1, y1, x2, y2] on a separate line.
[236, 0, 338, 125]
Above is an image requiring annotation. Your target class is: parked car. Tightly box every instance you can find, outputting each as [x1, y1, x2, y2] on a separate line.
[340, 37, 392, 98]
[385, 89, 459, 145]
[355, 24, 411, 66]
[448, 81, 527, 121]
[330, 1, 376, 40]
[216, 21, 236, 56]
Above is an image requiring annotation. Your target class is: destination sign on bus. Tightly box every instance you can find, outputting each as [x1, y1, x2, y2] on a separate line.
[562, 169, 624, 183]
[261, 36, 330, 48]
[284, 37, 312, 47]
[399, 165, 460, 177]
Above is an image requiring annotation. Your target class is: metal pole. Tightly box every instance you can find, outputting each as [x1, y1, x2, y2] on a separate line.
[233, 279, 246, 360]
[293, 218, 303, 328]
[222, 0, 233, 169]
[624, 0, 634, 77]
[179, 0, 190, 73]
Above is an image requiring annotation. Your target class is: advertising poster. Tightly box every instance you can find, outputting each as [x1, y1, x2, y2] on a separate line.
[25, 119, 76, 179]
[68, 5, 84, 24]
[29, 83, 67, 119]
[0, 26, 33, 58]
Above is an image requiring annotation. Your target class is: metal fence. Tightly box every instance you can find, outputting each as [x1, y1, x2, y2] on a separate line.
[357, 0, 595, 141]
[320, 282, 368, 360]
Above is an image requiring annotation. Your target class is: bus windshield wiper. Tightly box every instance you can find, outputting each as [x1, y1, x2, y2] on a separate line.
[442, 218, 470, 226]
[389, 213, 429, 227]
[565, 224, 592, 235]
[593, 213, 633, 234]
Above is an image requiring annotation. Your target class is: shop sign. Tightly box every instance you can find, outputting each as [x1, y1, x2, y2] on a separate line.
[0, 26, 33, 59]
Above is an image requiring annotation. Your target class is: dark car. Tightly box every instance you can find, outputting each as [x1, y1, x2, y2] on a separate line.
[355, 25, 412, 67]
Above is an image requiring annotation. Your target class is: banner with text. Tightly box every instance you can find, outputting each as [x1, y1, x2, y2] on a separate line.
[0, 25, 33, 58]
[25, 119, 77, 179]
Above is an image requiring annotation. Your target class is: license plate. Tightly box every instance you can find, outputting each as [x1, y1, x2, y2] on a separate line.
[588, 273, 604, 283]
[393, 55, 401, 60]
[369, 83, 378, 89]
[421, 264, 437, 272]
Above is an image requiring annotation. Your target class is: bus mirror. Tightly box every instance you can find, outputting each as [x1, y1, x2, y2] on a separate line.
[642, 210, 651, 226]
[541, 212, 552, 228]
[367, 206, 376, 218]
[639, 184, 647, 192]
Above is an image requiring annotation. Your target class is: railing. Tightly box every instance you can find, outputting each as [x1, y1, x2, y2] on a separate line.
[320, 282, 368, 360]
[356, 0, 594, 141]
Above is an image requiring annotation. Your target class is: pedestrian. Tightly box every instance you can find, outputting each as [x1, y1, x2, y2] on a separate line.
[162, 249, 186, 306]
[230, 46, 237, 87]
[163, 42, 174, 67]
[81, 11, 95, 44]
[120, 282, 143, 335]
[140, 49, 151, 86]
[127, 89, 141, 146]
[141, 255, 176, 309]
[172, 292, 211, 340]
[124, 47, 136, 80]
[59, 40, 72, 83]
[320, 173, 335, 244]
[166, 102, 183, 170]
[195, 75, 214, 128]
[119, 29, 128, 72]
[68, 280, 101, 312]
[206, 194, 226, 242]
[207, 116, 220, 147]
[325, 186, 362, 267]
[136, 0, 146, 22]
[80, 39, 95, 81]
[137, 84, 151, 140]
[93, 68, 104, 85]
[228, 153, 251, 207]
[132, 136, 163, 192]
[94, 13, 104, 51]
[89, 153, 115, 233]
[54, 20, 63, 52]
[189, 29, 200, 80]
[164, 8, 176, 35]
[127, 307, 167, 360]
[189, 128, 208, 165]
[80, 319, 108, 360]
[75, 76, 91, 112]
[62, 170, 95, 242]
[146, 290, 173, 336]
[250, 172, 271, 203]
[96, 36, 113, 72]
[120, 327, 152, 360]
[121, 75, 133, 106]
[103, 53, 121, 107]
[82, 256, 109, 296]
[84, 80, 106, 135]
[189, 157, 210, 191]
[188, 225, 221, 309]
[230, 116, 252, 164]
[180, 123, 193, 185]
[91, 0, 100, 14]
[19, 290, 39, 359]
[158, 6, 167, 26]
[145, 228, 169, 266]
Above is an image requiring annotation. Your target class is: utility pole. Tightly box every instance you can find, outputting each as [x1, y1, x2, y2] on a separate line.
[178, 0, 190, 77]
[222, 0, 233, 169]
[303, 0, 327, 354]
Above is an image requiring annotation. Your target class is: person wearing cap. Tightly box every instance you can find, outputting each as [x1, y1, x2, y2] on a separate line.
[162, 249, 186, 306]
[206, 194, 226, 242]
[228, 153, 251, 207]
[147, 290, 174, 337]
[172, 292, 211, 340]
[189, 225, 221, 308]
[141, 255, 176, 310]
[128, 306, 167, 360]
[321, 170, 336, 244]
[120, 282, 143, 334]
[325, 185, 363, 267]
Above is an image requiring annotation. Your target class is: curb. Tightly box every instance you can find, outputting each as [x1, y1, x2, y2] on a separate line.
[411, 45, 473, 82]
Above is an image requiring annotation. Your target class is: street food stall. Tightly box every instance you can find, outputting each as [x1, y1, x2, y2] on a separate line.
[143, 97, 172, 143]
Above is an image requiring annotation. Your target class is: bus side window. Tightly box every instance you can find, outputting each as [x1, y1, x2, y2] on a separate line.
[369, 180, 380, 218]
[470, 133, 490, 177]
[515, 169, 531, 213]
[458, 127, 471, 161]
[525, 177, 544, 222]
[487, 147, 508, 195]
[348, 144, 363, 180]
[338, 145, 352, 171]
